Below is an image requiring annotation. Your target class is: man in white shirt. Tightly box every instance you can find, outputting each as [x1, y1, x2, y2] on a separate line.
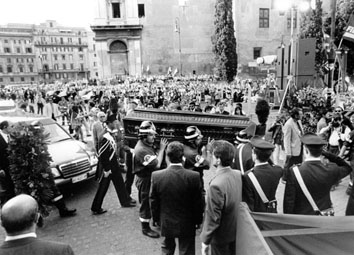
[0, 194, 75, 255]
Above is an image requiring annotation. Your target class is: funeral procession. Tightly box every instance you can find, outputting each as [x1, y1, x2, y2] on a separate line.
[1, 0, 354, 254]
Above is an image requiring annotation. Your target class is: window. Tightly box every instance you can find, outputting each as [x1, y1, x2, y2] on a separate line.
[253, 47, 262, 59]
[10, 78, 14, 82]
[26, 47, 32, 53]
[31, 77, 35, 82]
[21, 58, 24, 63]
[93, 44, 96, 51]
[60, 37, 64, 44]
[7, 66, 12, 73]
[54, 55, 58, 61]
[54, 64, 59, 70]
[19, 67, 24, 73]
[4, 39, 8, 43]
[16, 58, 20, 63]
[93, 62, 97, 67]
[13, 40, 16, 44]
[4, 47, 11, 53]
[70, 63, 74, 70]
[42, 55, 47, 60]
[78, 38, 82, 45]
[21, 77, 25, 82]
[78, 47, 83, 52]
[63, 64, 66, 70]
[29, 66, 33, 72]
[0, 66, 3, 73]
[80, 63, 84, 71]
[112, 2, 121, 18]
[94, 53, 97, 57]
[62, 55, 66, 60]
[287, 11, 297, 29]
[16, 48, 20, 53]
[69, 54, 73, 60]
[56, 73, 60, 79]
[79, 54, 84, 60]
[138, 4, 145, 18]
[259, 8, 269, 28]
[7, 58, 11, 64]
[0, 78, 3, 82]
[68, 38, 72, 43]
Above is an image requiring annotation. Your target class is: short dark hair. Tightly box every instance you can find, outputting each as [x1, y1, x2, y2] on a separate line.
[253, 148, 272, 163]
[166, 141, 184, 163]
[305, 145, 322, 157]
[1, 204, 38, 234]
[0, 121, 9, 130]
[212, 140, 235, 167]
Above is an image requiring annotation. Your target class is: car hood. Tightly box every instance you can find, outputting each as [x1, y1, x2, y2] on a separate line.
[47, 140, 89, 166]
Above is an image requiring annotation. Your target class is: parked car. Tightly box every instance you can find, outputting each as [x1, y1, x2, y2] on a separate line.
[0, 100, 97, 186]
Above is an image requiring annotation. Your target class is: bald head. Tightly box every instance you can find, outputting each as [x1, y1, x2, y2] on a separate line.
[1, 194, 38, 234]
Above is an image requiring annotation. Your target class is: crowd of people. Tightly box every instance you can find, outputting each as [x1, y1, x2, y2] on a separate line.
[2, 75, 354, 254]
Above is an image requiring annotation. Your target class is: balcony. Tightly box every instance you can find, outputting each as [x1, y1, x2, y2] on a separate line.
[91, 18, 143, 31]
[34, 41, 88, 47]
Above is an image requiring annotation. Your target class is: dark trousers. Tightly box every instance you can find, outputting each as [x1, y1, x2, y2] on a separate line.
[135, 176, 151, 220]
[91, 167, 130, 211]
[283, 153, 302, 181]
[125, 152, 134, 195]
[210, 241, 236, 255]
[162, 236, 195, 255]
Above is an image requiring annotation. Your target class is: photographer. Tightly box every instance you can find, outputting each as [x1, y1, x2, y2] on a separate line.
[319, 113, 350, 155]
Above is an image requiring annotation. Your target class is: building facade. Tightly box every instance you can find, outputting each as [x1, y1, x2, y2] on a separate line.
[0, 21, 94, 86]
[0, 24, 38, 85]
[33, 20, 90, 83]
[91, 0, 215, 79]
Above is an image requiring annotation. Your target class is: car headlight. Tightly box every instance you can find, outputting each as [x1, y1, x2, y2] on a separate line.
[90, 155, 98, 166]
[51, 167, 61, 178]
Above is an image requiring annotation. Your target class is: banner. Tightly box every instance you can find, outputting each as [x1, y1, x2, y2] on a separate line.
[343, 14, 354, 43]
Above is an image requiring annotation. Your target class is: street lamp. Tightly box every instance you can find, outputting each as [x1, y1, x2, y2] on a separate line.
[175, 17, 182, 76]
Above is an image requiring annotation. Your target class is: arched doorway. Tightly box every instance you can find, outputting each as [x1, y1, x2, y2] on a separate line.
[109, 40, 128, 76]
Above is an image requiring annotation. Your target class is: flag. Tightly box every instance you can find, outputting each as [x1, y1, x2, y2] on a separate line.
[167, 67, 172, 75]
[146, 65, 150, 73]
[343, 13, 354, 43]
[173, 68, 178, 77]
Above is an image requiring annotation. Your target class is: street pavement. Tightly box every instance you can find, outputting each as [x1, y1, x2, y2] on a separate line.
[0, 103, 352, 255]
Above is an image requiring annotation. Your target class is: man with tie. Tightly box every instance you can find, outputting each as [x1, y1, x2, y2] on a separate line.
[91, 114, 136, 215]
[92, 111, 106, 155]
[0, 121, 15, 205]
[282, 108, 304, 182]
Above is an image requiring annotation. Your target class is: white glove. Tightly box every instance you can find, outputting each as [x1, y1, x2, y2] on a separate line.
[201, 243, 209, 255]
[103, 170, 112, 177]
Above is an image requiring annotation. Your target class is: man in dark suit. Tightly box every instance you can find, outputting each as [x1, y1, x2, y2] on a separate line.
[242, 138, 283, 213]
[283, 133, 352, 215]
[150, 141, 204, 255]
[200, 140, 242, 255]
[91, 114, 135, 215]
[0, 194, 75, 255]
[0, 121, 15, 205]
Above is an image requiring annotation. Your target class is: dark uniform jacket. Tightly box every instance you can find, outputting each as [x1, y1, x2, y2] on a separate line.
[97, 129, 118, 178]
[283, 151, 351, 215]
[133, 140, 158, 177]
[232, 142, 254, 173]
[0, 134, 14, 199]
[150, 164, 204, 237]
[242, 163, 283, 212]
[183, 142, 209, 174]
[0, 237, 74, 255]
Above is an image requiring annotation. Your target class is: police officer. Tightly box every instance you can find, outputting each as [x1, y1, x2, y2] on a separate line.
[134, 121, 168, 238]
[91, 114, 136, 215]
[183, 126, 210, 192]
[283, 133, 352, 215]
[242, 137, 283, 213]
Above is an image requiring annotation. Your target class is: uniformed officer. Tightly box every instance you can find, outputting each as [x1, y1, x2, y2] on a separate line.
[183, 126, 210, 192]
[283, 133, 352, 215]
[91, 114, 136, 215]
[232, 122, 257, 174]
[242, 137, 283, 213]
[133, 121, 168, 238]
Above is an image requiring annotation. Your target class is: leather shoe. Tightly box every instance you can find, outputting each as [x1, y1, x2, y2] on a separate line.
[91, 208, 107, 215]
[122, 201, 136, 208]
[142, 228, 160, 238]
[129, 197, 137, 204]
[59, 208, 77, 217]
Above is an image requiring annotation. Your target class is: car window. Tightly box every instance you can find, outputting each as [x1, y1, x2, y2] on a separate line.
[43, 123, 71, 143]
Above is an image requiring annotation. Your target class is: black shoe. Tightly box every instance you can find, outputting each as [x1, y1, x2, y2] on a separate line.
[142, 228, 160, 238]
[346, 185, 353, 195]
[122, 201, 136, 208]
[59, 208, 77, 217]
[129, 197, 137, 204]
[91, 208, 107, 215]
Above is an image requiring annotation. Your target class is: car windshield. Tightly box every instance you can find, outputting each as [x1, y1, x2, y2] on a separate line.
[43, 123, 71, 143]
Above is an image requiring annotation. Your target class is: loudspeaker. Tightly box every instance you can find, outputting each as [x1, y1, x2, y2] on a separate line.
[295, 38, 316, 88]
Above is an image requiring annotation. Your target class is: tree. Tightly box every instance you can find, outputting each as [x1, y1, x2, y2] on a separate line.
[300, 0, 327, 75]
[212, 0, 238, 82]
[324, 0, 354, 76]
